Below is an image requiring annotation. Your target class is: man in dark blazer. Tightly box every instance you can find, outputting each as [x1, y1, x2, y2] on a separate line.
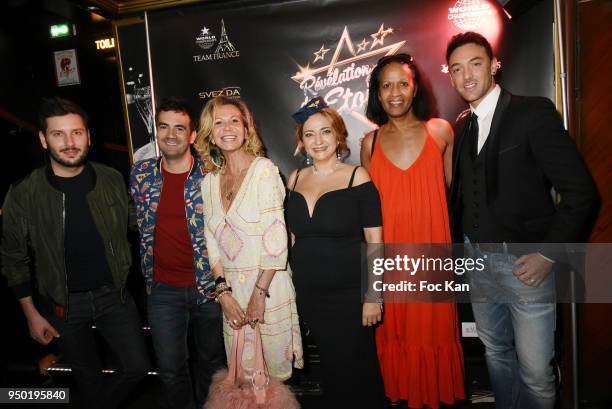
[446, 32, 598, 409]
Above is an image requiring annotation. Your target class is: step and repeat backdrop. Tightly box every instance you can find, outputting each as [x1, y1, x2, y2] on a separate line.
[114, 0, 555, 362]
[116, 0, 553, 175]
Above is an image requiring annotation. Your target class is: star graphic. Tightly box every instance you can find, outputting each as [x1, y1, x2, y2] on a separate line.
[370, 23, 394, 49]
[313, 45, 330, 63]
[295, 63, 314, 80]
[201, 27, 210, 35]
[356, 38, 370, 54]
[292, 26, 405, 82]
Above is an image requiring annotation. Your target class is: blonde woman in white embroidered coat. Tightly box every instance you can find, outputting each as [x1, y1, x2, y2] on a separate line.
[195, 96, 303, 380]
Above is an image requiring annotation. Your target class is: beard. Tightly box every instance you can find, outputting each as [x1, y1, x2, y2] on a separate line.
[48, 145, 89, 168]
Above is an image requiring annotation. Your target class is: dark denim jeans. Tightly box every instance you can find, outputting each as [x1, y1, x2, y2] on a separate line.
[148, 282, 225, 409]
[44, 286, 150, 409]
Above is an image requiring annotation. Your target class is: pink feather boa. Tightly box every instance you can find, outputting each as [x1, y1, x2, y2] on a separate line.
[204, 369, 299, 409]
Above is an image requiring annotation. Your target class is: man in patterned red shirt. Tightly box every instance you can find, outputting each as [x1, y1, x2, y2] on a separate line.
[129, 98, 223, 409]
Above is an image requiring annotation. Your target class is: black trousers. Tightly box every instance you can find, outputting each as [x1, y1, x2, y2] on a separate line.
[44, 286, 150, 409]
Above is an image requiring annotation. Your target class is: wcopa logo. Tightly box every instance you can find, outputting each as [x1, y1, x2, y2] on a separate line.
[447, 0, 495, 30]
[195, 26, 216, 50]
[193, 19, 240, 62]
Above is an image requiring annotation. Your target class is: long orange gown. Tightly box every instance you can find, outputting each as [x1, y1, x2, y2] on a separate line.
[370, 129, 466, 409]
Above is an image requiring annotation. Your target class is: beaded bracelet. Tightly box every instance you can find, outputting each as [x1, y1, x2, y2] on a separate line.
[254, 283, 270, 298]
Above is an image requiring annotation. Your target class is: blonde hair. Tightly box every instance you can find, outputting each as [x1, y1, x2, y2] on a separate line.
[293, 108, 350, 158]
[195, 96, 265, 173]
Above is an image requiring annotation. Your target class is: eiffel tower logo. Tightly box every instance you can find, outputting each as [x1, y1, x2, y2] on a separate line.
[215, 19, 236, 54]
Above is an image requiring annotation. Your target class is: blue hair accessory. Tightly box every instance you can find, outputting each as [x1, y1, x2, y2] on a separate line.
[292, 96, 328, 124]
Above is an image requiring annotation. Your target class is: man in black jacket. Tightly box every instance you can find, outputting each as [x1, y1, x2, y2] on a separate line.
[446, 32, 598, 409]
[1, 97, 149, 409]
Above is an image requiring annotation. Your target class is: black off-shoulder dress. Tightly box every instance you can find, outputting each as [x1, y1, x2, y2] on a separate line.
[286, 166, 386, 409]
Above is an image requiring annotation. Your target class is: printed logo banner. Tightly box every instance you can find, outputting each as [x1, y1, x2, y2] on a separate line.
[147, 0, 510, 174]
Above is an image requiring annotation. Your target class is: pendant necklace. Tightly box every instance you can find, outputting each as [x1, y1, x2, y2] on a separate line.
[223, 167, 247, 202]
[224, 175, 238, 201]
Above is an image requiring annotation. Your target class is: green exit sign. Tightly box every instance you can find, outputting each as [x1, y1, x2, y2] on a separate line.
[50, 24, 73, 38]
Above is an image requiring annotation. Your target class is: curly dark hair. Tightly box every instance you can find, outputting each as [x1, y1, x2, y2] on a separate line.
[366, 53, 432, 125]
[156, 97, 197, 131]
[445, 31, 493, 64]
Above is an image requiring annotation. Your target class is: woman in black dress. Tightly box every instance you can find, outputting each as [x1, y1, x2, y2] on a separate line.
[286, 97, 386, 408]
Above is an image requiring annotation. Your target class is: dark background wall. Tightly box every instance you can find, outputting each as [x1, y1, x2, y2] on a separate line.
[0, 0, 136, 382]
[0, 0, 130, 202]
[498, 0, 554, 99]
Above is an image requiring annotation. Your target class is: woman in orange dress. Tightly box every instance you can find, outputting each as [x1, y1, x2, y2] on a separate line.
[361, 54, 465, 409]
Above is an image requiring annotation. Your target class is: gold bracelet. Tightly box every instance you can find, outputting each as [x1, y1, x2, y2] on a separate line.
[215, 289, 232, 303]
